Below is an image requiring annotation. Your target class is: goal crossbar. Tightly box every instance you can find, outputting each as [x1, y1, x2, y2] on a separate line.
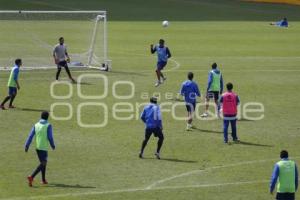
[0, 10, 110, 70]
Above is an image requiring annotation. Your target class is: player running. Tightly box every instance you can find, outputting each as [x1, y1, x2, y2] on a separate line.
[219, 82, 240, 144]
[180, 72, 201, 131]
[150, 39, 171, 87]
[201, 63, 223, 118]
[53, 37, 76, 83]
[139, 97, 164, 159]
[25, 111, 55, 187]
[0, 59, 22, 110]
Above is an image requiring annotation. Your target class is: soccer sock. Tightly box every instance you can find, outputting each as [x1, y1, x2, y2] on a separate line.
[1, 96, 11, 106]
[31, 164, 42, 178]
[157, 138, 163, 153]
[140, 140, 148, 154]
[9, 95, 16, 106]
[65, 67, 73, 79]
[56, 68, 61, 80]
[41, 164, 47, 181]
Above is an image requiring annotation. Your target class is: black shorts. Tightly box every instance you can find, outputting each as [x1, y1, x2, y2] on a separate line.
[57, 60, 68, 69]
[186, 102, 196, 113]
[276, 193, 295, 200]
[36, 149, 48, 162]
[145, 127, 164, 139]
[207, 91, 219, 101]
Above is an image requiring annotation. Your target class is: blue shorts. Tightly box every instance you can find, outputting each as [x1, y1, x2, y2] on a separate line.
[8, 87, 17, 96]
[36, 149, 48, 162]
[186, 102, 196, 113]
[157, 61, 167, 70]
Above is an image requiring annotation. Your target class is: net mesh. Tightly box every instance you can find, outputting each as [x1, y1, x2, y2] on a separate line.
[0, 11, 106, 70]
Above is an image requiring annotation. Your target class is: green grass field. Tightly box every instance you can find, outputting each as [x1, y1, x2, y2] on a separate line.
[0, 1, 300, 200]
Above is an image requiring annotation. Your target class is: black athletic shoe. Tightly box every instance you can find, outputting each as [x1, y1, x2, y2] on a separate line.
[139, 153, 143, 159]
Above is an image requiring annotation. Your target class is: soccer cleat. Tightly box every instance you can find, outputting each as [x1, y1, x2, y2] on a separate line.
[155, 82, 161, 87]
[0, 105, 6, 110]
[200, 113, 208, 118]
[161, 77, 167, 83]
[139, 153, 143, 159]
[186, 124, 192, 131]
[71, 78, 77, 84]
[27, 176, 33, 187]
[41, 180, 48, 185]
[233, 139, 240, 143]
[9, 105, 16, 109]
[155, 152, 161, 160]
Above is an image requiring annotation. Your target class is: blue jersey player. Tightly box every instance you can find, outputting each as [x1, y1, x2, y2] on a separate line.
[150, 39, 171, 87]
[139, 97, 164, 159]
[180, 72, 201, 131]
[270, 17, 288, 28]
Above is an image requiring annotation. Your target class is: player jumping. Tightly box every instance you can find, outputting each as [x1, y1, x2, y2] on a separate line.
[53, 37, 76, 83]
[0, 59, 22, 110]
[150, 39, 171, 87]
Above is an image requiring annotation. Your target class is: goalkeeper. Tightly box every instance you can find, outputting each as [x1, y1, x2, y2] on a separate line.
[53, 37, 76, 83]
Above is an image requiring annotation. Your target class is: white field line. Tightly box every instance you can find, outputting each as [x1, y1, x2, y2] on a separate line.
[0, 180, 269, 200]
[164, 58, 181, 72]
[2, 156, 299, 200]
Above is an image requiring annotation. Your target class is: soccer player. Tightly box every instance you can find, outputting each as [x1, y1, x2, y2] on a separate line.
[180, 72, 201, 131]
[139, 97, 164, 159]
[25, 111, 55, 187]
[0, 58, 22, 110]
[53, 37, 76, 83]
[270, 17, 288, 28]
[150, 39, 172, 87]
[270, 150, 298, 200]
[201, 63, 223, 118]
[219, 82, 240, 144]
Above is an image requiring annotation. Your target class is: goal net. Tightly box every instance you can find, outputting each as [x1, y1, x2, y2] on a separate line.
[0, 10, 110, 70]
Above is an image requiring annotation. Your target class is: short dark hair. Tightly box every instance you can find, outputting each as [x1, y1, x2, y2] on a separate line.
[280, 150, 288, 159]
[59, 37, 64, 41]
[159, 39, 164, 44]
[187, 72, 194, 80]
[226, 82, 233, 91]
[150, 97, 158, 104]
[15, 58, 22, 66]
[41, 111, 49, 120]
[212, 63, 217, 69]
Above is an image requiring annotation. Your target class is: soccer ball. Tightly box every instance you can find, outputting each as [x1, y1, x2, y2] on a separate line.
[162, 20, 169, 27]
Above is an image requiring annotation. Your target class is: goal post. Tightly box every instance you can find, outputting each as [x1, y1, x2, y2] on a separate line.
[0, 10, 111, 70]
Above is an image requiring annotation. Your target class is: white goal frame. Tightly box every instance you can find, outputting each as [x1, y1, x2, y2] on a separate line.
[0, 10, 110, 70]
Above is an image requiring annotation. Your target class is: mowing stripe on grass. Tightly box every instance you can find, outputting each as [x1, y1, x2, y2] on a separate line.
[2, 156, 299, 200]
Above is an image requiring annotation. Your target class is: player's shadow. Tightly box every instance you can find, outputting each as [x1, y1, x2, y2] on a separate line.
[76, 81, 93, 85]
[109, 70, 147, 77]
[143, 157, 197, 163]
[236, 141, 273, 147]
[193, 128, 223, 134]
[17, 108, 47, 112]
[47, 183, 96, 189]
